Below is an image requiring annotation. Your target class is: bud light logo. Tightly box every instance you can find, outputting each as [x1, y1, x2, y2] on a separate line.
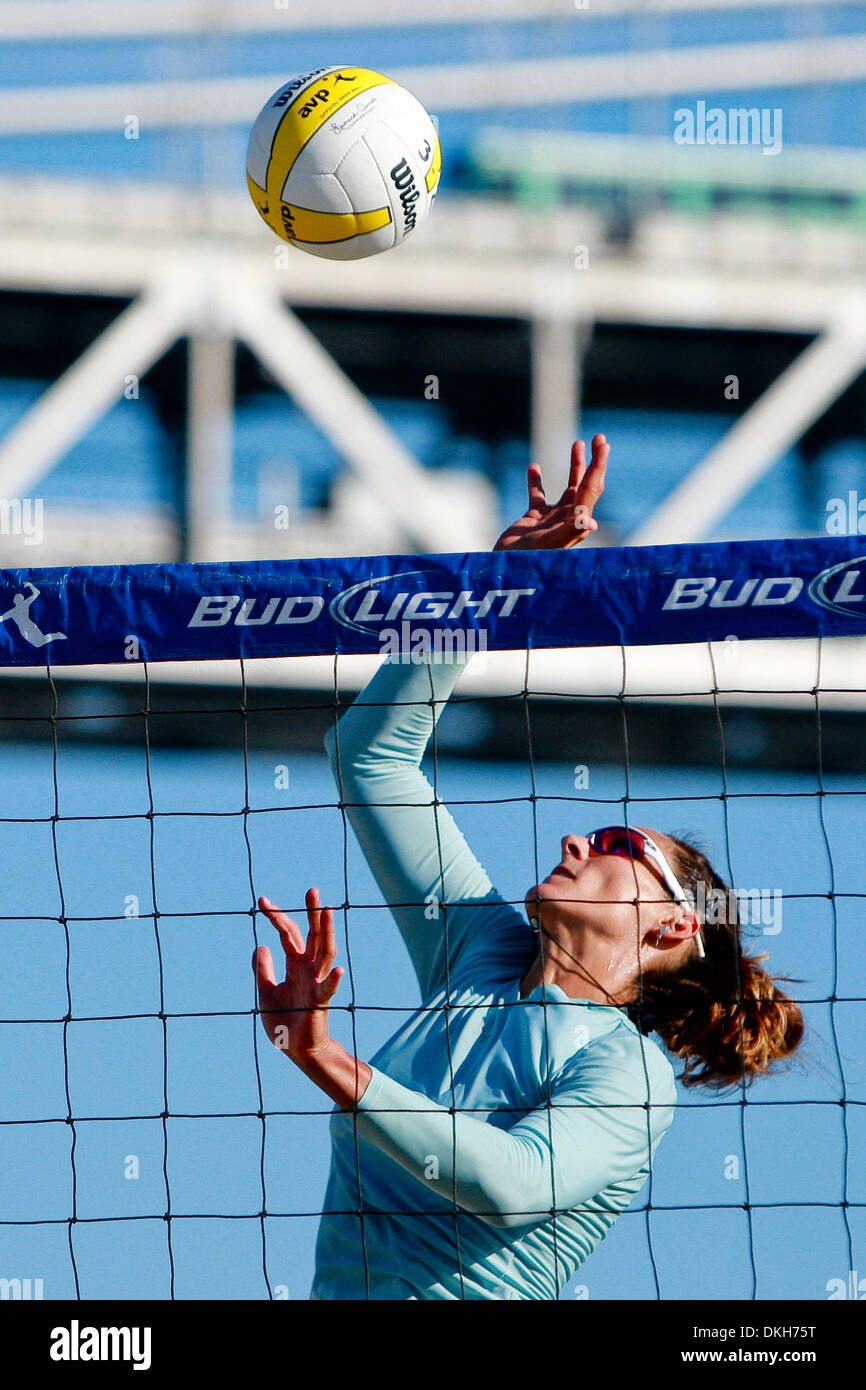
[808, 557, 866, 617]
[329, 571, 535, 635]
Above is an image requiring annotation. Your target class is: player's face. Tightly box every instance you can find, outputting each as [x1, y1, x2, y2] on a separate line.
[526, 826, 678, 939]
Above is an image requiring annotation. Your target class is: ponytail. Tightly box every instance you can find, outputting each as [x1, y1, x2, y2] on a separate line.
[633, 837, 804, 1090]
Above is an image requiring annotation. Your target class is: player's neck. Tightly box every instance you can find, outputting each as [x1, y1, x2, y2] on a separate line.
[519, 931, 630, 1006]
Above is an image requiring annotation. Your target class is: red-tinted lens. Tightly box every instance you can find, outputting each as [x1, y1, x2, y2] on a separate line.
[591, 826, 647, 858]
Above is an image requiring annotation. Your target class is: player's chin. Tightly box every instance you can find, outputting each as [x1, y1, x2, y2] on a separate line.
[525, 881, 560, 921]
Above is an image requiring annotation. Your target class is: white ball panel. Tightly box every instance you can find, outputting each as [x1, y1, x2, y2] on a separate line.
[282, 166, 355, 216]
[360, 122, 430, 246]
[328, 132, 394, 214]
[359, 82, 439, 182]
[352, 81, 436, 145]
[291, 86, 395, 178]
[246, 66, 342, 189]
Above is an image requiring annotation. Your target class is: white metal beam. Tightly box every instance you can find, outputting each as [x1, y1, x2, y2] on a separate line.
[0, 220, 852, 331]
[0, 274, 196, 499]
[401, 37, 866, 112]
[0, 36, 864, 133]
[186, 332, 235, 563]
[628, 316, 866, 546]
[230, 278, 475, 554]
[0, 0, 857, 41]
[530, 315, 581, 480]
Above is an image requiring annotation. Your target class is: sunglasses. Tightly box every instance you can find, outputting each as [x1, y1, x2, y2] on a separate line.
[586, 825, 706, 959]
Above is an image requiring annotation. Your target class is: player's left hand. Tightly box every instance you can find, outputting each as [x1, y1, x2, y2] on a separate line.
[254, 887, 343, 1063]
[493, 434, 609, 551]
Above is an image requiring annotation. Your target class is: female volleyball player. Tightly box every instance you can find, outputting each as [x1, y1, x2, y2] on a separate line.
[254, 434, 803, 1300]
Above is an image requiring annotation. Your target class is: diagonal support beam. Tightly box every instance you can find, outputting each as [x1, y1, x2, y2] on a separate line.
[628, 319, 866, 546]
[231, 282, 473, 553]
[0, 275, 196, 500]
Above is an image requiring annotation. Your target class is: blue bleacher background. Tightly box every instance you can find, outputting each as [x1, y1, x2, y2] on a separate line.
[1, 3, 864, 543]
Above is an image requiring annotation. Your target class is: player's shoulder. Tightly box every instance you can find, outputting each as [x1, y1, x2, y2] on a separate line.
[554, 1002, 678, 1106]
[441, 887, 535, 987]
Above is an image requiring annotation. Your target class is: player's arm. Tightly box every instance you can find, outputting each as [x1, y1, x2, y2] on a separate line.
[325, 436, 609, 1000]
[324, 649, 515, 999]
[351, 1036, 675, 1228]
[254, 898, 672, 1227]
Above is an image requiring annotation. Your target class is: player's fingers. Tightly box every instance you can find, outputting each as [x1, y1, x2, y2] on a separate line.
[579, 435, 609, 507]
[593, 433, 610, 473]
[568, 515, 599, 546]
[259, 896, 305, 956]
[304, 886, 323, 961]
[253, 945, 278, 1001]
[314, 905, 337, 979]
[526, 463, 546, 512]
[566, 439, 587, 497]
[317, 966, 344, 1003]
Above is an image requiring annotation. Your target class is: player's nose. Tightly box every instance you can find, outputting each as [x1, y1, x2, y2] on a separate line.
[562, 833, 590, 862]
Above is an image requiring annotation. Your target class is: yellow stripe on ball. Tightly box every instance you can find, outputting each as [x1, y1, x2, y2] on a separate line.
[266, 68, 394, 203]
[247, 172, 392, 245]
[425, 135, 443, 194]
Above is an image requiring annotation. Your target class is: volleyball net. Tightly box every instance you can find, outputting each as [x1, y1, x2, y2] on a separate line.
[0, 536, 863, 1301]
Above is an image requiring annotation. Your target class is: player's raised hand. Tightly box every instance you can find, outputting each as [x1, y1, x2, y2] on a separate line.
[493, 434, 609, 551]
[254, 887, 343, 1063]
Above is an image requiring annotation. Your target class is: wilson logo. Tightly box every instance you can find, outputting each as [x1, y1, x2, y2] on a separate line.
[390, 157, 420, 231]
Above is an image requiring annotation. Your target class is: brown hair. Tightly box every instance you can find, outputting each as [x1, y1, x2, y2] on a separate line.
[630, 834, 804, 1090]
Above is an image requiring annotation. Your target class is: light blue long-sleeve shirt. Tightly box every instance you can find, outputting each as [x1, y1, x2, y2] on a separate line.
[311, 655, 677, 1300]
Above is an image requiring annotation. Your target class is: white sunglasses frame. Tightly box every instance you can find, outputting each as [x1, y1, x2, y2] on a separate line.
[587, 825, 706, 960]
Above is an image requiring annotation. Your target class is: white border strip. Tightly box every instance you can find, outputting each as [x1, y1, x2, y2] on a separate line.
[2, 639, 864, 710]
[0, 1, 861, 42]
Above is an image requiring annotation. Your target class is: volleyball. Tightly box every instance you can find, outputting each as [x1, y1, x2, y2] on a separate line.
[245, 66, 442, 261]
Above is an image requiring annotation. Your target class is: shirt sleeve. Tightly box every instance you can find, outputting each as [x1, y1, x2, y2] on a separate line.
[325, 654, 530, 1000]
[354, 1028, 677, 1230]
